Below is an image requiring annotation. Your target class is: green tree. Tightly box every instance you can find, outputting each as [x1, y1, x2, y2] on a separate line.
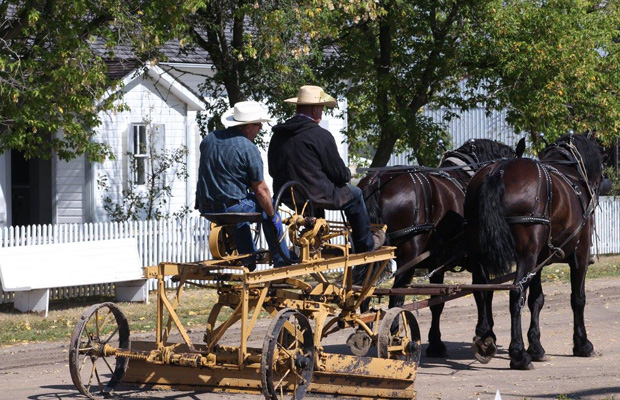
[189, 0, 620, 166]
[187, 1, 497, 165]
[187, 0, 388, 138]
[471, 0, 620, 149]
[0, 0, 200, 161]
[321, 0, 496, 166]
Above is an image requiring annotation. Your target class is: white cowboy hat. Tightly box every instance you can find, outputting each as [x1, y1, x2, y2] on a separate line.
[220, 101, 272, 127]
[284, 85, 337, 108]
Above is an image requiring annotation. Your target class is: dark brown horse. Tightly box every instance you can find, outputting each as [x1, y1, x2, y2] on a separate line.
[357, 139, 517, 357]
[464, 133, 607, 370]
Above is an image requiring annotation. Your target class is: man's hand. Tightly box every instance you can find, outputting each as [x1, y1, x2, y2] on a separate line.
[268, 213, 284, 233]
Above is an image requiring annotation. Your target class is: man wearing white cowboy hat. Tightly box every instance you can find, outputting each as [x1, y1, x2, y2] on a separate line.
[268, 85, 385, 253]
[196, 100, 290, 268]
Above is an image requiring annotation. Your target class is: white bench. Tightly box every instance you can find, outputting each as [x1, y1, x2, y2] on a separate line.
[0, 237, 147, 316]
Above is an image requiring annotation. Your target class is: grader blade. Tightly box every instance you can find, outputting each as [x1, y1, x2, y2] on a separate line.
[123, 340, 417, 399]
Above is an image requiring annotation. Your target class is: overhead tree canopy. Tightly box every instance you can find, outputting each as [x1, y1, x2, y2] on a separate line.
[3, 0, 619, 164]
[187, 0, 350, 136]
[189, 0, 620, 166]
[470, 0, 620, 150]
[319, 0, 495, 167]
[0, 0, 200, 161]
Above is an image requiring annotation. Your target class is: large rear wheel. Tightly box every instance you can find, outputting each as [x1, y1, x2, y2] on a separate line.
[274, 181, 315, 264]
[69, 302, 130, 399]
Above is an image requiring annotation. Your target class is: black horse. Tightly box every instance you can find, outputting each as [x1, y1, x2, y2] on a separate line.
[464, 133, 607, 370]
[357, 139, 517, 357]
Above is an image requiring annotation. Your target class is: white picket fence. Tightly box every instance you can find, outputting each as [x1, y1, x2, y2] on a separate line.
[0, 216, 212, 304]
[0, 210, 347, 304]
[593, 196, 620, 255]
[1, 198, 619, 305]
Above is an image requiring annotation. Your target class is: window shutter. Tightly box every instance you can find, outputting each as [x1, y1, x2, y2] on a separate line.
[151, 124, 165, 152]
[150, 124, 166, 186]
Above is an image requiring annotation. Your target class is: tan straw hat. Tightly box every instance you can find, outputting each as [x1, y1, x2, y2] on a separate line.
[220, 101, 272, 127]
[284, 85, 337, 108]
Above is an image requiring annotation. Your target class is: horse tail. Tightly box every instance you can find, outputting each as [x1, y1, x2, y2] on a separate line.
[478, 165, 516, 277]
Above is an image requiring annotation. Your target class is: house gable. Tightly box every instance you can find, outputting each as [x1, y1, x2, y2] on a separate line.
[54, 66, 205, 224]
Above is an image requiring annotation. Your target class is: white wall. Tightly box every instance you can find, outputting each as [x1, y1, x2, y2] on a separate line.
[54, 155, 87, 224]
[92, 75, 193, 222]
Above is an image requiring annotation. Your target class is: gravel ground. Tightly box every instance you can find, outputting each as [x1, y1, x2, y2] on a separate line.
[0, 276, 619, 400]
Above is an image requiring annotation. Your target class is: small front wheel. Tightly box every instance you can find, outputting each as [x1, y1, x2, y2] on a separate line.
[261, 308, 314, 400]
[378, 307, 421, 366]
[69, 302, 130, 399]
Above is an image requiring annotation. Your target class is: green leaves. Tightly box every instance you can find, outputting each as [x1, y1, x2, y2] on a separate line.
[474, 0, 620, 148]
[0, 0, 196, 161]
[4, 0, 619, 165]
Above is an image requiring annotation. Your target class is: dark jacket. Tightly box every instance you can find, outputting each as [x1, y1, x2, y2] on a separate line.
[268, 116, 352, 208]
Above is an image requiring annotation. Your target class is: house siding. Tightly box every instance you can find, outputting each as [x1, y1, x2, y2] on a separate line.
[54, 156, 87, 224]
[160, 64, 215, 94]
[0, 153, 8, 228]
[93, 75, 193, 222]
[388, 106, 525, 167]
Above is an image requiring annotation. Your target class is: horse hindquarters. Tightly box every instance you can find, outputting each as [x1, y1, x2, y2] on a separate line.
[465, 160, 546, 369]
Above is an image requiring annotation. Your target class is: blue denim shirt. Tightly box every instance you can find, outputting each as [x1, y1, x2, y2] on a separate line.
[196, 127, 264, 205]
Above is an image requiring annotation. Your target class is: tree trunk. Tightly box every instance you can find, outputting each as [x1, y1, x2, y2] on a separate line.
[370, 4, 395, 168]
[371, 132, 399, 167]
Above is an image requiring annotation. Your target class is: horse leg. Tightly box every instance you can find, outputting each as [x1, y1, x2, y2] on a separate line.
[388, 267, 410, 310]
[526, 271, 547, 361]
[471, 265, 497, 363]
[568, 249, 595, 357]
[508, 257, 536, 370]
[426, 269, 448, 357]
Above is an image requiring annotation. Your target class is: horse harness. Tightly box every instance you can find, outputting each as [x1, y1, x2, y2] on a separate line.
[364, 166, 470, 244]
[438, 148, 480, 177]
[494, 140, 599, 282]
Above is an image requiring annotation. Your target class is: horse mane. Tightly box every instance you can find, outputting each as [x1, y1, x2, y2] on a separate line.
[455, 139, 516, 162]
[545, 133, 603, 184]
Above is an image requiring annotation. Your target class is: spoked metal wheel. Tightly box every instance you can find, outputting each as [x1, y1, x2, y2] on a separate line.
[377, 307, 421, 365]
[69, 302, 130, 399]
[261, 308, 314, 400]
[274, 181, 316, 264]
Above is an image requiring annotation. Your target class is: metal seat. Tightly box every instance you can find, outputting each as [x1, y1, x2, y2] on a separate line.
[201, 212, 263, 225]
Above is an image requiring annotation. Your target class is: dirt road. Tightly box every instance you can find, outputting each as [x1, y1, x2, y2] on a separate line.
[1, 276, 619, 400]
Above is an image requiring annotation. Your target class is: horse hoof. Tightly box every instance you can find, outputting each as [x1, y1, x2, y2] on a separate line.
[426, 343, 448, 358]
[510, 360, 535, 370]
[472, 336, 497, 364]
[573, 341, 595, 357]
[527, 347, 547, 362]
[573, 348, 596, 357]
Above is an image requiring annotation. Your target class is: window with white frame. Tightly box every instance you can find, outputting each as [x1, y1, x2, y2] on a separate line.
[131, 124, 148, 185]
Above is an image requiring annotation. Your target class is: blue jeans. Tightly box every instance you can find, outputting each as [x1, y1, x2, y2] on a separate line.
[341, 185, 374, 253]
[201, 194, 290, 267]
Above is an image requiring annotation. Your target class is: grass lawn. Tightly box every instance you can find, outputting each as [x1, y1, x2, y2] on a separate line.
[1, 254, 619, 347]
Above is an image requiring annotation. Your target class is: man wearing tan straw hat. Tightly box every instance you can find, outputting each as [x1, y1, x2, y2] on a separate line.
[196, 100, 290, 268]
[268, 86, 385, 253]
